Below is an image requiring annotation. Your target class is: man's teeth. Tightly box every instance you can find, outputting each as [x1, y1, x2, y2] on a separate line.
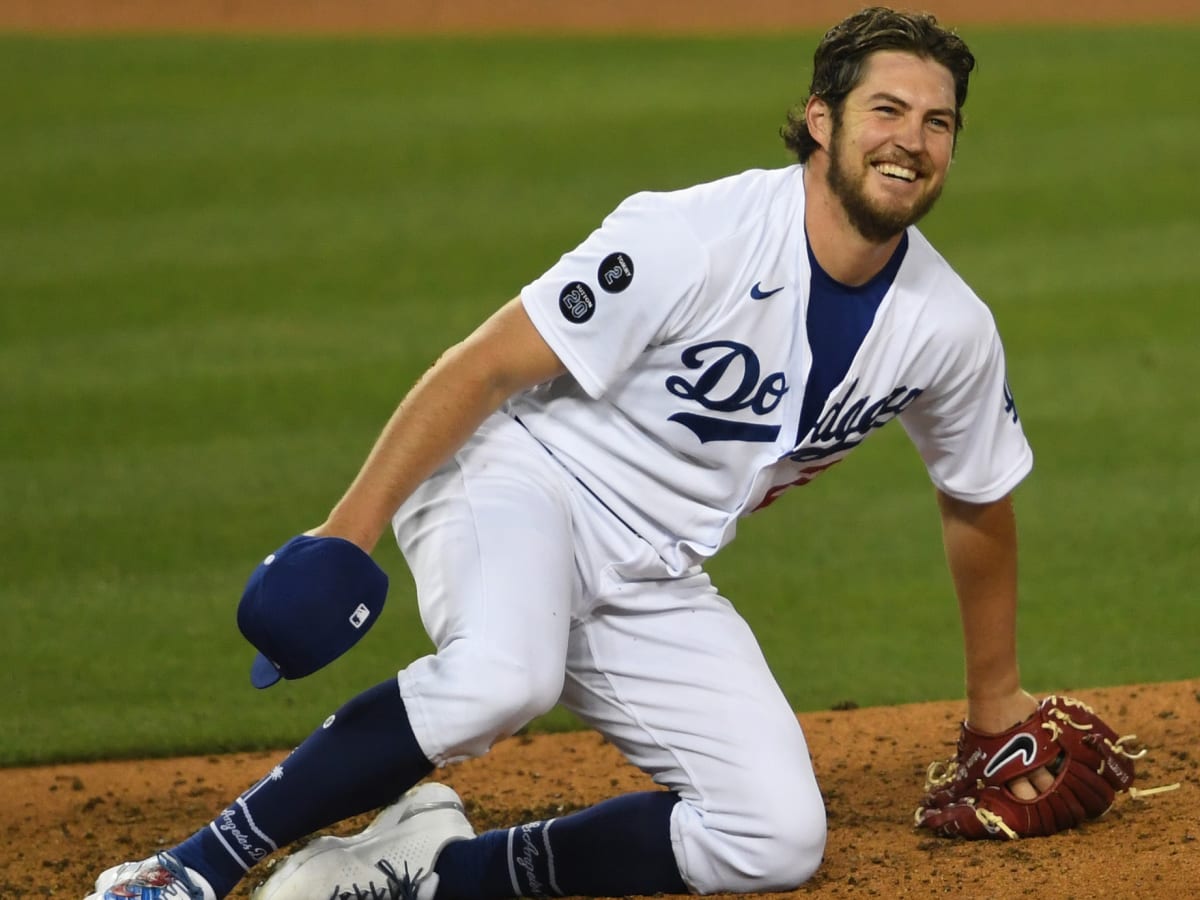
[874, 162, 917, 182]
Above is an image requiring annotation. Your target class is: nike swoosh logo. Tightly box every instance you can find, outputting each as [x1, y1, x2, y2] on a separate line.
[982, 732, 1039, 778]
[750, 282, 784, 300]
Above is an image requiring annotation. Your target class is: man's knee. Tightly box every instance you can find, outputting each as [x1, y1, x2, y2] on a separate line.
[761, 817, 827, 889]
[721, 809, 826, 891]
[402, 646, 565, 761]
[477, 654, 564, 732]
[674, 782, 827, 892]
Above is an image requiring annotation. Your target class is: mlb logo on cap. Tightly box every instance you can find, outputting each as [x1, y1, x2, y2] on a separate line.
[237, 535, 388, 689]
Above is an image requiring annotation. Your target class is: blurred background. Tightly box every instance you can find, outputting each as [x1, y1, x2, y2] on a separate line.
[2, 1, 1197, 766]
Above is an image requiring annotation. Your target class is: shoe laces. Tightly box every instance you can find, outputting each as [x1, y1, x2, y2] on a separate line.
[328, 860, 425, 900]
[107, 853, 203, 900]
[156, 853, 206, 900]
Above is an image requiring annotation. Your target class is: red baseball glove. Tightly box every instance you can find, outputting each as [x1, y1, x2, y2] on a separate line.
[914, 695, 1144, 839]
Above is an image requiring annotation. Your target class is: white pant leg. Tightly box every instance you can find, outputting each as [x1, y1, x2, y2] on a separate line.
[392, 414, 579, 766]
[561, 496, 826, 893]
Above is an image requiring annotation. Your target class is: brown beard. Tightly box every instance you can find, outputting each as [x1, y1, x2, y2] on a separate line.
[825, 126, 943, 243]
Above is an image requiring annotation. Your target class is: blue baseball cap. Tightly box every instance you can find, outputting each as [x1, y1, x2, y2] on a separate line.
[237, 534, 388, 689]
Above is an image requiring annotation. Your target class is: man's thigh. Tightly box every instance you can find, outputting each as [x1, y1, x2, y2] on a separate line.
[562, 576, 814, 798]
[561, 575, 825, 890]
[391, 415, 580, 763]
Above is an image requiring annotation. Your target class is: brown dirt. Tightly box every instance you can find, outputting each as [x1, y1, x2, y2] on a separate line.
[1, 0, 1197, 33]
[4, 1, 1198, 898]
[4, 682, 1197, 899]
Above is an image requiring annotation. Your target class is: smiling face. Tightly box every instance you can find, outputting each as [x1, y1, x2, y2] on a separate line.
[817, 50, 958, 243]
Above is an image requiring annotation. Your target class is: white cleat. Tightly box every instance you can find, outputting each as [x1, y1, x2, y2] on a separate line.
[252, 782, 475, 900]
[85, 852, 216, 900]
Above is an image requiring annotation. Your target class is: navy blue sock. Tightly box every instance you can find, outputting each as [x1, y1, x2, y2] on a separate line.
[172, 679, 433, 898]
[435, 791, 687, 899]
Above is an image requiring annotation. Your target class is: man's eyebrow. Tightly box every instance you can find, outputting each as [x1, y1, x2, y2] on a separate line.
[867, 91, 957, 120]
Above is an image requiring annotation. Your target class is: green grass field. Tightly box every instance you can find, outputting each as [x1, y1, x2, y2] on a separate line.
[2, 27, 1197, 766]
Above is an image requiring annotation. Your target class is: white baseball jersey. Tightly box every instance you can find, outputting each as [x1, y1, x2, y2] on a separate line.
[511, 165, 1032, 574]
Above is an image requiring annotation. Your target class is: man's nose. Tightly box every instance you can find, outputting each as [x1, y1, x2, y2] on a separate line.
[893, 113, 927, 154]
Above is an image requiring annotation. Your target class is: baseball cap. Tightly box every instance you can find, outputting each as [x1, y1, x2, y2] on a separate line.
[237, 534, 388, 689]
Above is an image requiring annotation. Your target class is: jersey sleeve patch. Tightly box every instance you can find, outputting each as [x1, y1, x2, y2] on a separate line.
[521, 194, 707, 398]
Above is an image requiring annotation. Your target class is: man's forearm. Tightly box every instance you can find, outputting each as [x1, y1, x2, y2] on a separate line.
[317, 297, 566, 552]
[937, 491, 1034, 732]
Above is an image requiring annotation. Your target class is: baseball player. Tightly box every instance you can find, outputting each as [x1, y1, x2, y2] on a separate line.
[86, 8, 1132, 900]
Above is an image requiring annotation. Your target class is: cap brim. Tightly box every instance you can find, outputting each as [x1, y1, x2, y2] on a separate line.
[250, 652, 283, 689]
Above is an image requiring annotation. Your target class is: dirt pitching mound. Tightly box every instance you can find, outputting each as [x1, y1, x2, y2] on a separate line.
[5, 681, 1196, 898]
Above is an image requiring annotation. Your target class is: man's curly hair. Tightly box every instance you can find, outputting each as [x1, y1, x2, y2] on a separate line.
[781, 7, 976, 162]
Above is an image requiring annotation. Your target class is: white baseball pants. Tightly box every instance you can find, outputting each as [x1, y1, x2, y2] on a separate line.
[392, 412, 826, 893]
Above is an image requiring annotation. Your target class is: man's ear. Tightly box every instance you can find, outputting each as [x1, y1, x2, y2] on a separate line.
[805, 96, 833, 152]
